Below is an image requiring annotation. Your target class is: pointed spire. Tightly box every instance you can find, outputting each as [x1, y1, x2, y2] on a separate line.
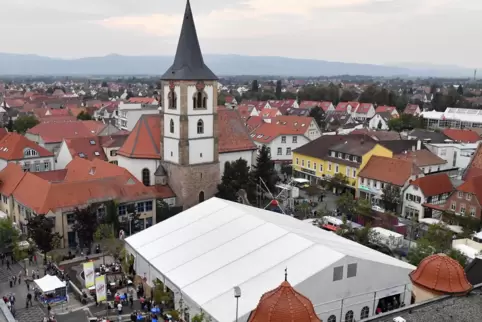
[161, 0, 217, 81]
[285, 268, 288, 281]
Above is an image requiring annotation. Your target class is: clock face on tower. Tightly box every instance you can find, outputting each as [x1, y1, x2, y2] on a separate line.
[169, 81, 175, 90]
[196, 81, 205, 91]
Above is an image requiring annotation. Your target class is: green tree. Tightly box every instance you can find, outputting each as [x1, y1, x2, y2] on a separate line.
[94, 224, 123, 261]
[336, 192, 356, 216]
[0, 218, 19, 252]
[6, 118, 13, 132]
[72, 206, 99, 249]
[309, 106, 325, 129]
[217, 92, 226, 106]
[457, 84, 464, 95]
[275, 80, 282, 99]
[355, 198, 373, 220]
[103, 200, 120, 234]
[251, 145, 277, 193]
[217, 159, 254, 202]
[27, 215, 62, 263]
[14, 115, 39, 134]
[327, 173, 349, 193]
[359, 85, 378, 103]
[77, 111, 92, 120]
[381, 185, 401, 213]
[339, 90, 358, 102]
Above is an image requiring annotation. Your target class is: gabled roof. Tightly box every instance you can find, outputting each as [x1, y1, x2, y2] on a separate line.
[395, 149, 446, 167]
[161, 0, 217, 81]
[410, 173, 453, 197]
[64, 157, 128, 182]
[359, 155, 421, 186]
[376, 105, 397, 114]
[442, 129, 480, 143]
[355, 103, 374, 114]
[117, 114, 161, 159]
[27, 120, 107, 144]
[0, 163, 26, 196]
[456, 175, 482, 202]
[404, 104, 420, 114]
[64, 137, 108, 162]
[218, 108, 257, 153]
[0, 133, 53, 160]
[293, 134, 374, 159]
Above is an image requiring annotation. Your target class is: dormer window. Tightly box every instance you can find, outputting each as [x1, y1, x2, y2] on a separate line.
[24, 148, 39, 158]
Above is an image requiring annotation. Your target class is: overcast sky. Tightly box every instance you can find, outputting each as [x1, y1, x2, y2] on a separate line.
[2, 0, 481, 68]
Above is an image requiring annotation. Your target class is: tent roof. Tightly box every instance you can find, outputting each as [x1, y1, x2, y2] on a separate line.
[126, 198, 414, 322]
[35, 274, 65, 292]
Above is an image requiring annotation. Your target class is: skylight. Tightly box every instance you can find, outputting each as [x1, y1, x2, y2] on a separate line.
[90, 140, 96, 145]
[79, 153, 86, 158]
[94, 152, 100, 156]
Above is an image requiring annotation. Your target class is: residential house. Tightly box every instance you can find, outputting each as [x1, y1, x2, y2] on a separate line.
[0, 159, 174, 247]
[402, 173, 453, 221]
[286, 108, 310, 117]
[353, 103, 375, 121]
[404, 104, 421, 116]
[293, 135, 393, 193]
[298, 101, 334, 112]
[25, 120, 119, 154]
[56, 137, 108, 169]
[324, 112, 357, 132]
[272, 115, 322, 141]
[224, 96, 237, 108]
[445, 175, 482, 219]
[407, 129, 449, 144]
[116, 102, 160, 131]
[257, 108, 282, 119]
[127, 97, 159, 105]
[351, 129, 402, 141]
[357, 156, 422, 208]
[442, 129, 481, 143]
[0, 132, 55, 172]
[426, 142, 478, 173]
[375, 106, 399, 118]
[395, 149, 447, 174]
[93, 102, 120, 125]
[320, 101, 335, 112]
[335, 102, 359, 114]
[368, 112, 394, 130]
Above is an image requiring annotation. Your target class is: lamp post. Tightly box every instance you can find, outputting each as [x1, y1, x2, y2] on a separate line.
[234, 286, 241, 322]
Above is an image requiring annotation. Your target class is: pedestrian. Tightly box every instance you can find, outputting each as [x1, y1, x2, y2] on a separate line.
[26, 293, 32, 308]
[47, 304, 51, 316]
[13, 275, 16, 285]
[117, 302, 122, 315]
[26, 281, 30, 291]
[129, 294, 133, 309]
[0, 253, 4, 266]
[18, 271, 21, 284]
[6, 260, 11, 271]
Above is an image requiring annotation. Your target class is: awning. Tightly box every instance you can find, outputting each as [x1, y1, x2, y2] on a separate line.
[422, 203, 445, 211]
[34, 275, 66, 293]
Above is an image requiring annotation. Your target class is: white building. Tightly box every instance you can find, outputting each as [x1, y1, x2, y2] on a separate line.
[422, 107, 482, 129]
[352, 103, 376, 121]
[0, 132, 55, 172]
[425, 142, 479, 171]
[124, 197, 415, 322]
[369, 113, 391, 130]
[116, 102, 160, 131]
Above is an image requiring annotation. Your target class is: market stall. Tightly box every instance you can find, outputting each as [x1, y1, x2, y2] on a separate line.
[34, 275, 67, 305]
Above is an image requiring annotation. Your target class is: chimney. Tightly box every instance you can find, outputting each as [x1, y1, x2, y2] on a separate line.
[417, 140, 421, 151]
[89, 167, 96, 175]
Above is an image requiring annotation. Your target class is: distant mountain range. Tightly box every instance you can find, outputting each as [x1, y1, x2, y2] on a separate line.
[0, 53, 476, 78]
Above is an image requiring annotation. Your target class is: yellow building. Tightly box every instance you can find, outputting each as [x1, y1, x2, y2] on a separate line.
[292, 135, 393, 192]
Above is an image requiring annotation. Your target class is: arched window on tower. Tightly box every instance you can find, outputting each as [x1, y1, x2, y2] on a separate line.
[193, 91, 207, 109]
[168, 89, 177, 109]
[197, 119, 204, 134]
[199, 191, 205, 203]
[170, 119, 174, 133]
[360, 306, 369, 320]
[142, 168, 150, 186]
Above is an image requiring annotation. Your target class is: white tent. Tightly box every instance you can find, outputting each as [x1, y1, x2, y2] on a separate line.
[125, 198, 415, 322]
[35, 275, 66, 293]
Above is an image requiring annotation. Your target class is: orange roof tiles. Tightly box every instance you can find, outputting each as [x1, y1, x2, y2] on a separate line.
[0, 128, 8, 140]
[127, 97, 157, 104]
[27, 120, 107, 143]
[456, 175, 482, 203]
[442, 129, 480, 143]
[376, 105, 397, 114]
[218, 109, 257, 153]
[410, 254, 472, 295]
[118, 114, 161, 159]
[248, 280, 321, 322]
[410, 173, 453, 197]
[64, 137, 108, 161]
[0, 133, 53, 160]
[64, 158, 128, 182]
[395, 149, 446, 167]
[404, 104, 420, 115]
[0, 163, 26, 196]
[359, 156, 421, 186]
[258, 108, 280, 118]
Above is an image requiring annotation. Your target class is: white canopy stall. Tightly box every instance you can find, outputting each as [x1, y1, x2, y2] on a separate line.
[34, 275, 67, 305]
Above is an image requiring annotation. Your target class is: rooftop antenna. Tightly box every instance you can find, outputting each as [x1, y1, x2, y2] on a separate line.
[285, 267, 288, 281]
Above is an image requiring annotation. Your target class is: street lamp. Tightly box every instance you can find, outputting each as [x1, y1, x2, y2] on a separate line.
[234, 286, 241, 322]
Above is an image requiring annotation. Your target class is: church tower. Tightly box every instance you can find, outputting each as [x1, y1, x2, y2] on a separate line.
[160, 0, 220, 208]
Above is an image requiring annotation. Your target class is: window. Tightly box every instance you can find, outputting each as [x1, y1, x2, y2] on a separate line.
[281, 136, 286, 143]
[440, 148, 447, 156]
[460, 203, 466, 214]
[110, 161, 118, 165]
[296, 158, 299, 165]
[301, 160, 305, 167]
[467, 193, 472, 201]
[89, 140, 95, 145]
[360, 306, 369, 319]
[307, 161, 311, 168]
[197, 119, 204, 134]
[34, 162, 41, 172]
[346, 167, 350, 177]
[347, 263, 357, 278]
[94, 152, 100, 156]
[469, 207, 476, 217]
[345, 310, 354, 322]
[79, 153, 86, 158]
[67, 213, 75, 225]
[292, 136, 297, 143]
[168, 89, 177, 109]
[337, 152, 342, 158]
[328, 162, 332, 171]
[23, 149, 39, 157]
[313, 163, 317, 170]
[333, 266, 343, 281]
[142, 168, 150, 186]
[352, 169, 356, 178]
[110, 150, 118, 157]
[451, 202, 456, 211]
[277, 148, 282, 155]
[44, 161, 50, 171]
[458, 191, 463, 199]
[267, 147, 271, 155]
[335, 164, 339, 173]
[199, 191, 205, 202]
[22, 162, 30, 172]
[319, 164, 323, 172]
[137, 201, 153, 213]
[286, 148, 291, 155]
[193, 91, 207, 109]
[432, 195, 439, 202]
[118, 205, 127, 216]
[2, 195, 7, 204]
[170, 119, 174, 134]
[97, 207, 106, 218]
[328, 316, 336, 322]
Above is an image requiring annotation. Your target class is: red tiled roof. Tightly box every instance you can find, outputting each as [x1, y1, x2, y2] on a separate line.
[0, 163, 26, 196]
[218, 108, 257, 153]
[118, 114, 161, 159]
[299, 101, 320, 109]
[442, 129, 480, 143]
[250, 118, 309, 143]
[64, 137, 108, 162]
[355, 103, 374, 114]
[246, 116, 264, 132]
[410, 173, 453, 197]
[320, 101, 333, 111]
[376, 105, 397, 114]
[64, 157, 130, 182]
[0, 128, 8, 140]
[0, 133, 53, 160]
[395, 149, 446, 167]
[258, 108, 280, 118]
[27, 121, 107, 143]
[31, 170, 68, 182]
[359, 156, 421, 186]
[38, 115, 77, 123]
[127, 97, 157, 104]
[456, 175, 482, 203]
[404, 104, 420, 114]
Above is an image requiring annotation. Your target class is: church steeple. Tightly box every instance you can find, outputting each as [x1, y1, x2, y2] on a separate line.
[161, 0, 217, 81]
